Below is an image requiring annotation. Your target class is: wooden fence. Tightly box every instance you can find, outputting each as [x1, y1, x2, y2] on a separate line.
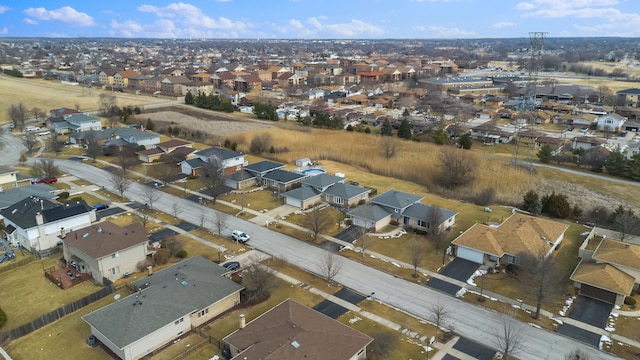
[0, 255, 36, 275]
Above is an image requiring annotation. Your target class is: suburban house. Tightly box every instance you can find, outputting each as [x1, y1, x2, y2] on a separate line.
[224, 170, 257, 190]
[261, 169, 307, 193]
[70, 127, 160, 149]
[616, 88, 640, 107]
[136, 139, 195, 163]
[571, 230, 640, 305]
[282, 174, 370, 210]
[53, 114, 102, 134]
[469, 123, 513, 145]
[243, 160, 286, 182]
[571, 136, 606, 151]
[0, 184, 57, 214]
[1, 197, 96, 256]
[48, 107, 81, 122]
[180, 147, 245, 177]
[536, 136, 565, 155]
[83, 256, 244, 360]
[451, 213, 569, 266]
[223, 299, 372, 360]
[0, 165, 18, 191]
[595, 113, 627, 132]
[62, 222, 149, 281]
[348, 190, 457, 232]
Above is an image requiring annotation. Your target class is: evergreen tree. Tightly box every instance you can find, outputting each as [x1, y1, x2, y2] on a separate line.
[627, 153, 640, 181]
[145, 118, 155, 131]
[431, 128, 447, 145]
[605, 150, 627, 176]
[184, 90, 194, 105]
[458, 133, 473, 149]
[380, 119, 393, 136]
[537, 144, 553, 163]
[397, 118, 412, 139]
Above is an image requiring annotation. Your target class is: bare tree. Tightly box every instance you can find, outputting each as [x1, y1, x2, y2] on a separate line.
[370, 332, 398, 358]
[610, 206, 640, 241]
[84, 130, 102, 161]
[141, 185, 161, 209]
[409, 238, 425, 277]
[249, 133, 273, 154]
[199, 161, 224, 203]
[565, 349, 590, 360]
[517, 249, 564, 320]
[48, 132, 63, 154]
[110, 169, 131, 197]
[492, 307, 527, 359]
[436, 147, 478, 188]
[317, 251, 343, 286]
[352, 204, 374, 257]
[31, 158, 59, 179]
[199, 211, 207, 228]
[148, 159, 178, 186]
[426, 206, 447, 253]
[379, 136, 401, 159]
[30, 106, 46, 123]
[213, 211, 229, 236]
[171, 203, 181, 219]
[8, 102, 28, 131]
[429, 302, 449, 341]
[98, 93, 118, 116]
[116, 144, 136, 173]
[23, 133, 38, 153]
[243, 257, 276, 302]
[301, 207, 333, 242]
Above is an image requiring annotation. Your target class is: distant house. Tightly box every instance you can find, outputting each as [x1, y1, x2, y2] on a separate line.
[70, 127, 160, 150]
[571, 235, 640, 306]
[180, 147, 245, 176]
[62, 222, 149, 281]
[1, 197, 96, 255]
[571, 136, 605, 151]
[136, 139, 194, 163]
[224, 299, 372, 360]
[616, 88, 640, 107]
[0, 165, 18, 191]
[348, 190, 457, 232]
[49, 107, 81, 121]
[595, 113, 627, 132]
[53, 114, 102, 134]
[536, 136, 565, 155]
[244, 160, 286, 182]
[282, 174, 370, 210]
[83, 256, 244, 360]
[261, 169, 307, 193]
[451, 213, 569, 265]
[469, 123, 512, 144]
[113, 70, 140, 88]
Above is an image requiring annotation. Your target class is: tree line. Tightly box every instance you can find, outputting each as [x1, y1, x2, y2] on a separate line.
[184, 91, 234, 113]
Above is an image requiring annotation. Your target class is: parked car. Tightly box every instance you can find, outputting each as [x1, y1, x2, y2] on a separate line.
[231, 230, 250, 243]
[92, 204, 109, 211]
[31, 177, 58, 184]
[25, 126, 41, 132]
[37, 131, 51, 136]
[222, 261, 240, 272]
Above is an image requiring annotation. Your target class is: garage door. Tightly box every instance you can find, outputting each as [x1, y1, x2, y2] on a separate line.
[580, 284, 617, 304]
[286, 197, 301, 208]
[456, 246, 484, 264]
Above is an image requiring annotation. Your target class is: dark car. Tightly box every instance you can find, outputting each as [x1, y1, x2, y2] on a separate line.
[222, 261, 240, 272]
[92, 204, 109, 211]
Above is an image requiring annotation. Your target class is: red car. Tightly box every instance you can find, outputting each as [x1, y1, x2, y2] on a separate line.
[31, 177, 58, 184]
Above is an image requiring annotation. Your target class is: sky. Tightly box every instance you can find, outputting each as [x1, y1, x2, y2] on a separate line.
[0, 0, 639, 39]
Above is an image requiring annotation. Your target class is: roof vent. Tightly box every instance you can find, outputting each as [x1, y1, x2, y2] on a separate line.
[291, 341, 300, 349]
[82, 233, 90, 238]
[97, 227, 103, 233]
[181, 280, 189, 287]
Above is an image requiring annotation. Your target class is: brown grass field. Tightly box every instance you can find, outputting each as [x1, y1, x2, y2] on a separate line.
[0, 75, 166, 123]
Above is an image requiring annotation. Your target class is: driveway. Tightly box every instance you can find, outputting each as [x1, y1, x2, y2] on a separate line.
[95, 206, 126, 220]
[426, 278, 461, 296]
[334, 226, 361, 243]
[557, 323, 601, 347]
[452, 337, 496, 360]
[567, 296, 613, 328]
[175, 221, 198, 232]
[312, 300, 349, 319]
[148, 228, 178, 243]
[333, 288, 366, 305]
[440, 258, 479, 282]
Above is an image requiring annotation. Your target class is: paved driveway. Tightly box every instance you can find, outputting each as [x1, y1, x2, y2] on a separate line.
[334, 226, 361, 243]
[426, 278, 461, 296]
[95, 206, 125, 220]
[333, 288, 366, 305]
[567, 296, 613, 328]
[452, 337, 496, 360]
[313, 300, 349, 319]
[557, 323, 601, 347]
[175, 221, 198, 232]
[148, 228, 178, 243]
[440, 258, 479, 282]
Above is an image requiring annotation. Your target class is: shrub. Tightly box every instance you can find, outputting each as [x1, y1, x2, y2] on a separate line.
[67, 196, 83, 203]
[624, 296, 636, 306]
[0, 307, 6, 328]
[505, 264, 518, 275]
[154, 248, 170, 265]
[58, 191, 70, 199]
[474, 187, 496, 206]
[176, 250, 188, 258]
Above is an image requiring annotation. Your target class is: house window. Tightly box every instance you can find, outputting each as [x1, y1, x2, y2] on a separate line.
[198, 309, 209, 318]
[507, 255, 520, 265]
[418, 220, 426, 227]
[403, 217, 409, 225]
[111, 252, 119, 259]
[107, 266, 119, 276]
[335, 197, 344, 205]
[174, 318, 184, 325]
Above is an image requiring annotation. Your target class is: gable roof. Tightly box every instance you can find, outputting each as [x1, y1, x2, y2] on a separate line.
[570, 260, 635, 296]
[195, 147, 243, 161]
[0, 197, 92, 229]
[452, 213, 569, 257]
[348, 203, 392, 222]
[323, 183, 369, 200]
[402, 203, 458, 222]
[262, 169, 307, 184]
[370, 190, 423, 210]
[244, 160, 286, 174]
[63, 222, 147, 260]
[300, 174, 344, 189]
[83, 256, 244, 350]
[282, 186, 321, 201]
[224, 299, 372, 360]
[0, 185, 57, 210]
[593, 239, 640, 270]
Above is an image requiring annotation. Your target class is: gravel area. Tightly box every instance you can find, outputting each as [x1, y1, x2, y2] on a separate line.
[142, 110, 273, 136]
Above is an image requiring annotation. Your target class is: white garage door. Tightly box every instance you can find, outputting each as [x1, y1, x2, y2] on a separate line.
[286, 197, 301, 208]
[456, 246, 484, 264]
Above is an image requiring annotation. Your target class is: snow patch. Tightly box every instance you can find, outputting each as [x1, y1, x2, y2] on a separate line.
[599, 335, 612, 350]
[349, 316, 362, 324]
[466, 269, 487, 286]
[456, 288, 467, 298]
[391, 261, 402, 268]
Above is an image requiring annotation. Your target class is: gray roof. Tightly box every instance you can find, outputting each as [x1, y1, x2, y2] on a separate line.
[323, 183, 369, 200]
[348, 203, 391, 222]
[0, 165, 16, 175]
[0, 197, 92, 229]
[402, 203, 458, 222]
[282, 186, 321, 201]
[184, 158, 205, 169]
[300, 174, 344, 189]
[83, 256, 244, 350]
[263, 169, 307, 184]
[244, 160, 285, 174]
[0, 185, 57, 209]
[370, 190, 423, 211]
[71, 127, 159, 142]
[225, 169, 255, 182]
[617, 88, 640, 95]
[195, 147, 243, 161]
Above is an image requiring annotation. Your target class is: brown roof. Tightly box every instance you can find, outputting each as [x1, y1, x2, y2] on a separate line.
[593, 239, 640, 270]
[63, 222, 147, 260]
[157, 139, 191, 150]
[570, 260, 635, 295]
[452, 213, 569, 257]
[224, 299, 372, 360]
[136, 148, 164, 156]
[537, 136, 564, 145]
[116, 70, 139, 78]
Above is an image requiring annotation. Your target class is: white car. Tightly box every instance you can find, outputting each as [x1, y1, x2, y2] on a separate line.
[231, 230, 250, 243]
[25, 126, 40, 132]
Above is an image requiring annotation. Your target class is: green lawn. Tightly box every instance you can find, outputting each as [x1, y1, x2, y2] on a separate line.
[0, 257, 102, 330]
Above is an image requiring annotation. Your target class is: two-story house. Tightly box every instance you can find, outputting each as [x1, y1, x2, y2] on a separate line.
[595, 113, 627, 132]
[181, 147, 245, 176]
[53, 114, 102, 134]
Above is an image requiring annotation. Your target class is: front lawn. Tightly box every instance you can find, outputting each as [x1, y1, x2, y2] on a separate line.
[219, 190, 281, 213]
[356, 233, 450, 273]
[284, 207, 348, 237]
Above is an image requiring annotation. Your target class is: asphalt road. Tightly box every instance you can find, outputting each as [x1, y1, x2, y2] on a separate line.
[0, 131, 621, 360]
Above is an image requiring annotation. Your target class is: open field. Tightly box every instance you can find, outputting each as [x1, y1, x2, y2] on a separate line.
[0, 76, 164, 123]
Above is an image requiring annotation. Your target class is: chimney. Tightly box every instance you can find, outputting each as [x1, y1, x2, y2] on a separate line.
[59, 227, 66, 238]
[35, 212, 44, 226]
[147, 265, 153, 276]
[239, 314, 245, 329]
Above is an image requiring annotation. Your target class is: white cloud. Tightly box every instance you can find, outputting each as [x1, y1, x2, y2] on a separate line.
[23, 6, 95, 27]
[493, 22, 515, 28]
[427, 26, 475, 37]
[0, 27, 7, 34]
[412, 26, 427, 31]
[137, 2, 251, 33]
[516, 2, 536, 10]
[23, 18, 38, 25]
[277, 17, 384, 38]
[0, 6, 9, 14]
